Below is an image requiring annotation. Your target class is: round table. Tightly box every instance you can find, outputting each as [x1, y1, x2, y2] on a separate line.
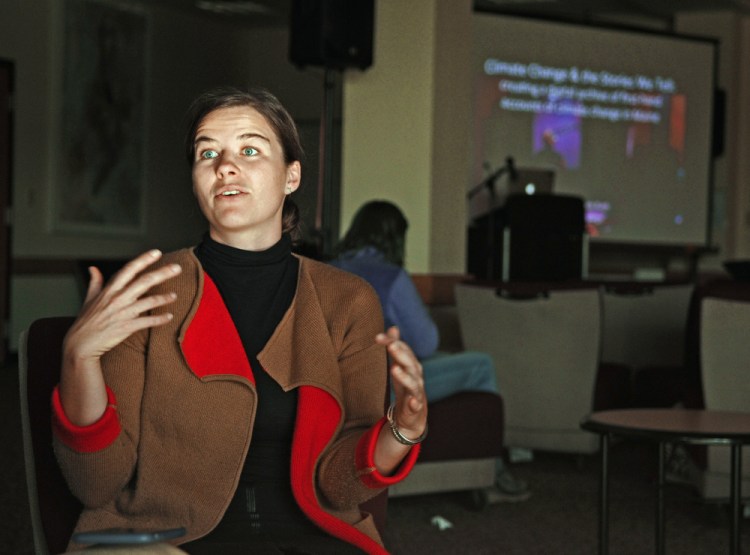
[581, 408, 750, 555]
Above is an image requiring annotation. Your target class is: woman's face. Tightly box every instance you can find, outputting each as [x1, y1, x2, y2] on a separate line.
[191, 105, 300, 250]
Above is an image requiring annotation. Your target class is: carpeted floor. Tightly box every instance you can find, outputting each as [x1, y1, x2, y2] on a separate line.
[383, 445, 747, 554]
[2, 361, 748, 554]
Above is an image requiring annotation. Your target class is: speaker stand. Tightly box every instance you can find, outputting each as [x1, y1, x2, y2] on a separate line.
[315, 68, 340, 257]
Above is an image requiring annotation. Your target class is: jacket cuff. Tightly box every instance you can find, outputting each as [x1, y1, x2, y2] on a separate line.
[356, 417, 421, 488]
[51, 385, 121, 453]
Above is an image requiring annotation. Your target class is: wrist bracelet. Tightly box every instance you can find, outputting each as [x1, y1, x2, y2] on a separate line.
[387, 404, 428, 446]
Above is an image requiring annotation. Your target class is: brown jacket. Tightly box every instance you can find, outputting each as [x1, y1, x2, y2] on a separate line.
[53, 249, 418, 553]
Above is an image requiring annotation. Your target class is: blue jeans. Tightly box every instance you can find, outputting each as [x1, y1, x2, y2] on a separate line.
[420, 351, 499, 403]
[420, 351, 513, 485]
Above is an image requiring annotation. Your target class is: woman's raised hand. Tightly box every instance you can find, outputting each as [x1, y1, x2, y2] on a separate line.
[375, 326, 428, 442]
[60, 249, 181, 425]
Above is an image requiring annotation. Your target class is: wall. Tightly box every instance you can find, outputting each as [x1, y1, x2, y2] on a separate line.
[340, 0, 472, 275]
[3, 2, 749, 346]
[339, 4, 750, 279]
[0, 0, 325, 347]
[675, 11, 750, 270]
[341, 0, 438, 274]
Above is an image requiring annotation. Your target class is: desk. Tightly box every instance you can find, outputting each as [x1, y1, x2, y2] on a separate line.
[581, 409, 750, 555]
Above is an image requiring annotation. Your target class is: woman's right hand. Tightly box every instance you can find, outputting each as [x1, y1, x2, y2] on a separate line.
[59, 249, 181, 426]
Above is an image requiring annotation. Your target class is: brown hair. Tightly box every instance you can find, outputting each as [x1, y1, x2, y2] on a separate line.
[185, 86, 305, 239]
[335, 200, 409, 267]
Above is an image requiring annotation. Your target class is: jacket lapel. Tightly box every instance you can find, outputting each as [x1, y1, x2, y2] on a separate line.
[180, 273, 254, 383]
[258, 258, 345, 402]
[291, 386, 387, 555]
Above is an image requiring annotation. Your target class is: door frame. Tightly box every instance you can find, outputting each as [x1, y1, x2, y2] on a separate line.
[0, 59, 15, 365]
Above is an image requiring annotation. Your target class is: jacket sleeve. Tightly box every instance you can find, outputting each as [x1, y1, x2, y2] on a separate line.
[315, 278, 420, 510]
[51, 326, 149, 509]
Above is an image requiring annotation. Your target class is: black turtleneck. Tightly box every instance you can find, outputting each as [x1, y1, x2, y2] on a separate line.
[193, 234, 317, 536]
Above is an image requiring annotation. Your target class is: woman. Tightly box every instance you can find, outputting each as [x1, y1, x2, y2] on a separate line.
[332, 200, 529, 502]
[53, 87, 427, 554]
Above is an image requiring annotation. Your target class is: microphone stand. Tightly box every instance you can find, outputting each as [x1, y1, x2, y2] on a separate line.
[467, 163, 511, 280]
[466, 166, 508, 201]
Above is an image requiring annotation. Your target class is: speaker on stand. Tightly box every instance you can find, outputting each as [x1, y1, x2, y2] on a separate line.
[289, 0, 375, 256]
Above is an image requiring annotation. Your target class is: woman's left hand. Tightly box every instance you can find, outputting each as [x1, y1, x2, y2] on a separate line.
[376, 326, 428, 441]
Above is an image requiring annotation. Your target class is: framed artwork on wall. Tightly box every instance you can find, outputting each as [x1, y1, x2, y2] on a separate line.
[53, 0, 149, 235]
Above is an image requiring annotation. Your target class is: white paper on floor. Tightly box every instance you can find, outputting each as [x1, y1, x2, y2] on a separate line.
[430, 515, 454, 531]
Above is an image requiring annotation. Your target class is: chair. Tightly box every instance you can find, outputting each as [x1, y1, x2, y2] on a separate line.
[601, 282, 694, 408]
[387, 391, 504, 499]
[20, 316, 81, 555]
[602, 282, 694, 369]
[695, 281, 750, 500]
[455, 281, 603, 454]
[387, 304, 505, 502]
[19, 317, 388, 552]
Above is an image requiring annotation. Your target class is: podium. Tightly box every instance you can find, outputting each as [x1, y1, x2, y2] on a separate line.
[467, 193, 587, 281]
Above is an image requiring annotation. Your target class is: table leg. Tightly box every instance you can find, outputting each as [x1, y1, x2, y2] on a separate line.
[730, 444, 742, 555]
[656, 442, 665, 555]
[599, 433, 609, 555]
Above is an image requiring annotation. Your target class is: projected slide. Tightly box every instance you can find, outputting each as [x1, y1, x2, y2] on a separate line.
[471, 14, 716, 247]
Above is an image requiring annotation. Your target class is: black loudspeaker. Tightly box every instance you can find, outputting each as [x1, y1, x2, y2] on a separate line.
[289, 0, 375, 70]
[712, 88, 726, 158]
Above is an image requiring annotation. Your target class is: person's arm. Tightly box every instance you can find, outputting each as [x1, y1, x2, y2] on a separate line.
[372, 326, 427, 474]
[384, 270, 439, 359]
[314, 278, 425, 510]
[52, 250, 180, 506]
[60, 250, 180, 425]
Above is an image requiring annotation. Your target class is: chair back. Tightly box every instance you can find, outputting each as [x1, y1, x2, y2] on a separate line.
[698, 286, 750, 499]
[455, 282, 601, 453]
[700, 296, 750, 410]
[601, 283, 693, 368]
[19, 316, 81, 555]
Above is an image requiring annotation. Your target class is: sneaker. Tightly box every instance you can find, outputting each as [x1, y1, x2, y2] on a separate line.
[483, 466, 531, 504]
[496, 466, 529, 495]
[484, 484, 531, 504]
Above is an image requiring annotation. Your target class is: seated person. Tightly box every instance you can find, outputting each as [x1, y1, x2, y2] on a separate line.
[331, 200, 529, 501]
[52, 87, 427, 555]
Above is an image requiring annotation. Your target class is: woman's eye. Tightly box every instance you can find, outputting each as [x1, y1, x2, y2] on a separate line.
[200, 150, 218, 160]
[243, 147, 259, 157]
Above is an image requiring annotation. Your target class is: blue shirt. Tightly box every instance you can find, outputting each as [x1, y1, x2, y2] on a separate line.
[330, 247, 439, 360]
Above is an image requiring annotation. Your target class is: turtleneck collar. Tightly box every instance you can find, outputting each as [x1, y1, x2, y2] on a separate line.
[196, 233, 292, 268]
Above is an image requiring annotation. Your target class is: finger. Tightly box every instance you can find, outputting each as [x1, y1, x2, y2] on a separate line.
[105, 249, 164, 293]
[89, 312, 176, 352]
[385, 341, 420, 373]
[385, 326, 400, 340]
[84, 266, 104, 305]
[112, 263, 182, 308]
[119, 312, 175, 334]
[125, 292, 178, 319]
[390, 364, 425, 399]
[375, 326, 401, 346]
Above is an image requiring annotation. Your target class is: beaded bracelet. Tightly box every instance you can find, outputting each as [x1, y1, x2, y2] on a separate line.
[386, 404, 428, 446]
